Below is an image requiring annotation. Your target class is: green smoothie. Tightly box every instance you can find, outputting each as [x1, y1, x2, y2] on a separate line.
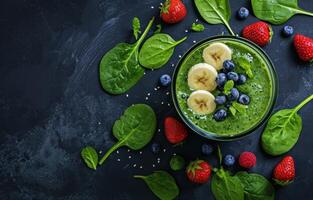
[174, 38, 275, 136]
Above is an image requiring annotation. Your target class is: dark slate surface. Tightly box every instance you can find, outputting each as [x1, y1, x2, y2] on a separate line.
[0, 0, 313, 199]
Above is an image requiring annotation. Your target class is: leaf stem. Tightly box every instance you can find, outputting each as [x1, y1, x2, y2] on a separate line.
[175, 36, 188, 45]
[134, 175, 146, 179]
[98, 140, 124, 165]
[298, 9, 313, 17]
[224, 22, 235, 36]
[294, 94, 313, 113]
[217, 145, 222, 166]
[135, 17, 155, 49]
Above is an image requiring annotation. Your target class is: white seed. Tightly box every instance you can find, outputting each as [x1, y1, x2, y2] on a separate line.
[116, 150, 119, 154]
[178, 55, 182, 58]
[147, 93, 151, 96]
[152, 164, 156, 168]
[126, 94, 129, 98]
[140, 166, 143, 169]
[133, 164, 137, 167]
[151, 6, 154, 9]
[128, 156, 132, 159]
[139, 151, 142, 154]
[193, 40, 196, 43]
[185, 30, 188, 33]
[117, 159, 121, 162]
[161, 102, 164, 105]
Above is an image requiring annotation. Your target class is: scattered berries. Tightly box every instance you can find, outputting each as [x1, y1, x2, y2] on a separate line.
[228, 88, 240, 101]
[238, 94, 250, 105]
[159, 74, 172, 86]
[160, 0, 187, 24]
[215, 94, 227, 105]
[242, 21, 273, 47]
[223, 60, 235, 71]
[186, 160, 211, 184]
[201, 144, 214, 155]
[213, 108, 228, 121]
[239, 151, 256, 168]
[237, 7, 249, 19]
[227, 71, 239, 82]
[216, 73, 227, 88]
[224, 154, 235, 167]
[282, 25, 294, 37]
[293, 34, 313, 62]
[151, 143, 161, 154]
[164, 117, 188, 144]
[237, 74, 247, 85]
[273, 156, 295, 186]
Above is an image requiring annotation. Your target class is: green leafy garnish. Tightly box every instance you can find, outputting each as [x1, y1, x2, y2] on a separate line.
[191, 22, 205, 32]
[236, 172, 275, 200]
[99, 18, 154, 94]
[261, 94, 313, 156]
[229, 106, 237, 116]
[232, 102, 248, 113]
[223, 80, 234, 94]
[170, 155, 185, 171]
[98, 104, 157, 165]
[81, 146, 98, 170]
[134, 171, 179, 200]
[132, 17, 141, 40]
[235, 56, 253, 78]
[194, 0, 234, 35]
[139, 33, 187, 69]
[252, 0, 313, 25]
[154, 24, 162, 34]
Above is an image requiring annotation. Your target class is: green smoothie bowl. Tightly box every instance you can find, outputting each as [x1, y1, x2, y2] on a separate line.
[172, 36, 278, 141]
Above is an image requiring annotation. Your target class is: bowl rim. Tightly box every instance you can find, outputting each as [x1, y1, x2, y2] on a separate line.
[171, 35, 278, 141]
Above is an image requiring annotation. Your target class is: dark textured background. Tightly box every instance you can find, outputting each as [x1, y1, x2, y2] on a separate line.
[1, 0, 313, 199]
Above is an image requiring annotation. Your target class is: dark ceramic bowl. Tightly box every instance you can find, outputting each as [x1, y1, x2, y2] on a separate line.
[171, 35, 278, 141]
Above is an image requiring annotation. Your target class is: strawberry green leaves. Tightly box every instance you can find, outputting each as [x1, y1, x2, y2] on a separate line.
[252, 0, 313, 25]
[134, 171, 179, 200]
[194, 0, 235, 35]
[262, 94, 313, 156]
[81, 146, 98, 170]
[99, 104, 157, 165]
[99, 18, 154, 95]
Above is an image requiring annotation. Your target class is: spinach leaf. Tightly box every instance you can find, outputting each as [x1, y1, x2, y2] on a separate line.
[232, 102, 248, 113]
[99, 104, 157, 165]
[81, 146, 98, 170]
[132, 17, 141, 40]
[211, 167, 244, 200]
[191, 23, 205, 32]
[139, 33, 187, 69]
[261, 95, 313, 156]
[236, 172, 275, 200]
[229, 106, 237, 116]
[99, 18, 154, 95]
[235, 56, 253, 78]
[154, 24, 162, 34]
[224, 80, 234, 94]
[134, 171, 179, 200]
[170, 155, 185, 171]
[252, 0, 313, 25]
[194, 0, 234, 35]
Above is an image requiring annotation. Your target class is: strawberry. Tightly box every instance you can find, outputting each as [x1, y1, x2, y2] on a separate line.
[242, 21, 273, 47]
[186, 160, 211, 184]
[293, 34, 313, 62]
[273, 156, 295, 186]
[160, 0, 187, 24]
[164, 117, 188, 144]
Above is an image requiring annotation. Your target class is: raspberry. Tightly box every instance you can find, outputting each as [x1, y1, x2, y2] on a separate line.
[239, 152, 256, 168]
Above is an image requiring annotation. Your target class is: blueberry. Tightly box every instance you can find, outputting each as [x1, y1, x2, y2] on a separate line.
[282, 25, 294, 37]
[151, 143, 160, 154]
[228, 88, 240, 101]
[223, 60, 235, 71]
[159, 74, 171, 86]
[213, 109, 228, 121]
[216, 73, 227, 87]
[201, 144, 214, 155]
[227, 72, 239, 82]
[215, 94, 227, 105]
[224, 154, 235, 166]
[237, 74, 247, 85]
[237, 7, 249, 19]
[238, 94, 250, 105]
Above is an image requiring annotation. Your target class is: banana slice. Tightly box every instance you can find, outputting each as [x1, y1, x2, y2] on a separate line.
[187, 90, 216, 115]
[202, 42, 232, 70]
[187, 63, 217, 91]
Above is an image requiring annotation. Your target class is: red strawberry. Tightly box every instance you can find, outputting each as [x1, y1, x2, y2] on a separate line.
[242, 21, 273, 47]
[164, 117, 188, 144]
[239, 151, 256, 169]
[160, 0, 187, 24]
[273, 156, 295, 186]
[186, 160, 211, 184]
[294, 34, 313, 62]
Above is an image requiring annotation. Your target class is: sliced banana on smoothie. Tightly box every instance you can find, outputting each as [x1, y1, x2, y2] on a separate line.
[202, 42, 232, 70]
[187, 90, 216, 115]
[187, 63, 217, 91]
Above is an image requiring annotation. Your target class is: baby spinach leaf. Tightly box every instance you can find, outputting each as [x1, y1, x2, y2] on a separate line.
[170, 155, 185, 171]
[139, 33, 187, 69]
[154, 24, 162, 34]
[251, 0, 313, 25]
[236, 172, 275, 200]
[99, 18, 154, 95]
[262, 94, 313, 156]
[81, 146, 98, 170]
[191, 23, 205, 32]
[194, 0, 234, 35]
[211, 167, 244, 200]
[235, 56, 253, 78]
[224, 80, 234, 94]
[134, 171, 179, 200]
[99, 104, 157, 165]
[132, 17, 141, 40]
